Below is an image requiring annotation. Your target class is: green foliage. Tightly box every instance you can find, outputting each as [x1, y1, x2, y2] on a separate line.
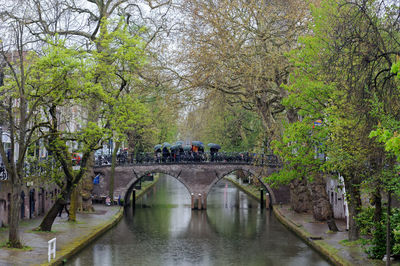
[366, 221, 387, 259]
[356, 207, 376, 236]
[268, 119, 328, 185]
[110, 94, 152, 142]
[180, 92, 264, 152]
[275, 0, 399, 246]
[356, 207, 400, 258]
[21, 17, 149, 199]
[392, 210, 400, 255]
[392, 61, 400, 79]
[151, 98, 179, 145]
[24, 154, 64, 186]
[339, 239, 365, 247]
[269, 0, 341, 185]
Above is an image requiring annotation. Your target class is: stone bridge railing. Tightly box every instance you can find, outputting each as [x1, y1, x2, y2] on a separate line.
[95, 152, 281, 168]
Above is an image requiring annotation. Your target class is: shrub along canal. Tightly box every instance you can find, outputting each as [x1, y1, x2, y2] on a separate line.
[67, 175, 330, 266]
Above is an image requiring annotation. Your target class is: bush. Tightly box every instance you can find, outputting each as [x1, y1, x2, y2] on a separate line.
[357, 207, 400, 259]
[356, 207, 375, 235]
[392, 210, 400, 255]
[366, 221, 387, 258]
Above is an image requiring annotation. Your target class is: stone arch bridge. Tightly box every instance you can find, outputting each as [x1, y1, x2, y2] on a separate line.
[93, 163, 289, 209]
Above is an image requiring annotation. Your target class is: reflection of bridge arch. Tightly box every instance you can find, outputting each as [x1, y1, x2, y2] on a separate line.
[206, 187, 269, 239]
[93, 163, 288, 210]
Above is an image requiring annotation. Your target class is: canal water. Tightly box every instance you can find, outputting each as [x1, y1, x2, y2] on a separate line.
[68, 175, 330, 266]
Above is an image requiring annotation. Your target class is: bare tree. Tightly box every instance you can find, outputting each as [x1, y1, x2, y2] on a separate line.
[0, 13, 49, 247]
[177, 0, 314, 149]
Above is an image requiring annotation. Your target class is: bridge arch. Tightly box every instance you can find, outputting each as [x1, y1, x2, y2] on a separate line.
[205, 166, 276, 206]
[124, 170, 193, 205]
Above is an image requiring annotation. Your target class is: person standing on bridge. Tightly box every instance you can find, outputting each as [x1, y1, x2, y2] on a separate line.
[162, 146, 170, 162]
[154, 148, 161, 163]
[210, 147, 216, 162]
[171, 148, 176, 162]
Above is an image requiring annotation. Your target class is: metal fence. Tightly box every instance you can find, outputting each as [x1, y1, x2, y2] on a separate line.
[95, 152, 281, 167]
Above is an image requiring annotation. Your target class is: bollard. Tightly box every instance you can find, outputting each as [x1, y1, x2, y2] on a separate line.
[48, 238, 56, 262]
[265, 193, 270, 209]
[191, 193, 195, 209]
[198, 194, 202, 210]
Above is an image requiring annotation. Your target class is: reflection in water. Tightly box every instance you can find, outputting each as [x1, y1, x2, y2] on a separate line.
[67, 175, 330, 266]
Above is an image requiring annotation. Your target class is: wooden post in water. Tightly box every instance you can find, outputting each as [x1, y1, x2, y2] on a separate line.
[191, 193, 195, 209]
[203, 196, 207, 210]
[260, 189, 264, 208]
[198, 194, 202, 210]
[132, 189, 136, 208]
[265, 193, 270, 209]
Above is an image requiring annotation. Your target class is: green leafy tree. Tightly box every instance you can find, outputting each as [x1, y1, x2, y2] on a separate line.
[368, 62, 400, 260]
[27, 40, 106, 230]
[33, 17, 148, 231]
[274, 0, 400, 241]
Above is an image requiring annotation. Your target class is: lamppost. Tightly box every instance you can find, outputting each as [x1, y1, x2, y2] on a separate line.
[0, 126, 7, 181]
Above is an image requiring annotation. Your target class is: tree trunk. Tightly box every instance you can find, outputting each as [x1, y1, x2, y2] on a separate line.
[110, 141, 121, 201]
[386, 190, 391, 266]
[344, 175, 362, 241]
[8, 183, 22, 248]
[80, 152, 95, 212]
[69, 187, 78, 222]
[372, 186, 382, 223]
[78, 97, 99, 212]
[36, 198, 65, 231]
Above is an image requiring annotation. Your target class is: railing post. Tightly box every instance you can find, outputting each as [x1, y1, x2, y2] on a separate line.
[48, 238, 56, 262]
